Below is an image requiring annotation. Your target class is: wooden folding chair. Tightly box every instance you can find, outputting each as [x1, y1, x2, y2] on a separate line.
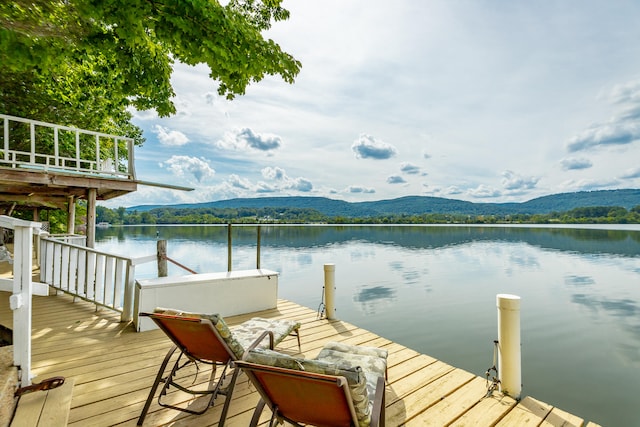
[136, 311, 300, 426]
[235, 341, 386, 427]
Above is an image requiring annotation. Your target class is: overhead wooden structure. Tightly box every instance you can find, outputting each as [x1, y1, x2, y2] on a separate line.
[0, 114, 137, 246]
[0, 114, 193, 246]
[0, 167, 137, 210]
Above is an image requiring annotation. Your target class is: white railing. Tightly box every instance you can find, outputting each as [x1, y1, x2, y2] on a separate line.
[0, 113, 135, 179]
[39, 236, 149, 322]
[48, 234, 87, 246]
[0, 215, 41, 387]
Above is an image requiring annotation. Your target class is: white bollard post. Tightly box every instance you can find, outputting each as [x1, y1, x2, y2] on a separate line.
[324, 264, 336, 320]
[497, 294, 521, 399]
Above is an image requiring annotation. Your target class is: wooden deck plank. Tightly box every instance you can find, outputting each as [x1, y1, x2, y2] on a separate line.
[540, 406, 585, 427]
[12, 378, 74, 427]
[387, 369, 475, 424]
[449, 393, 518, 426]
[496, 396, 553, 426]
[405, 376, 491, 426]
[0, 291, 595, 427]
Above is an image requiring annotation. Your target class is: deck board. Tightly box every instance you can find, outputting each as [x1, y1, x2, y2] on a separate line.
[0, 291, 595, 426]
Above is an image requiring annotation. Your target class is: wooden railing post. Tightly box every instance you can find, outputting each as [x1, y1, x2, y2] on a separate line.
[86, 188, 96, 248]
[227, 223, 232, 272]
[256, 225, 261, 269]
[157, 240, 167, 277]
[121, 261, 135, 322]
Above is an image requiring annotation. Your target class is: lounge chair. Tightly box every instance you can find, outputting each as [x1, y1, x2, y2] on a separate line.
[136, 309, 301, 426]
[235, 340, 388, 427]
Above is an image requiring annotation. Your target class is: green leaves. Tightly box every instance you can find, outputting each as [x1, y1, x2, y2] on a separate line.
[1, 0, 300, 137]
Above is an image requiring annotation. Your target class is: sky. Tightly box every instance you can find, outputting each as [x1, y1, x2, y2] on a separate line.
[102, 0, 640, 208]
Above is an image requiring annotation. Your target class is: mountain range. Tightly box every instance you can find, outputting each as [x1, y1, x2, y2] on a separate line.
[127, 189, 640, 217]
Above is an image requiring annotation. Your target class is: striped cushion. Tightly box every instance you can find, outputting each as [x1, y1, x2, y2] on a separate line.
[153, 308, 299, 359]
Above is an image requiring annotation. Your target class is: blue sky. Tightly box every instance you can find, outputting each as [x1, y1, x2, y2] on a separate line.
[103, 0, 640, 208]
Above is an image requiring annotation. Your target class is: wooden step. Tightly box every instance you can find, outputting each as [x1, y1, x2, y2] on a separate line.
[11, 379, 74, 427]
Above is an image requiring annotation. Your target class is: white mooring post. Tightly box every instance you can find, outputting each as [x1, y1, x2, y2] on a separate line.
[324, 263, 336, 320]
[497, 293, 522, 399]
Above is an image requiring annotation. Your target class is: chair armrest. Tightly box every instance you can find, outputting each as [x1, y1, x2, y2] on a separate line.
[241, 330, 275, 359]
[370, 375, 386, 427]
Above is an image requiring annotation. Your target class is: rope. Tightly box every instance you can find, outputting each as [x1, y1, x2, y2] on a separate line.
[485, 340, 500, 396]
[316, 285, 326, 319]
[161, 254, 198, 274]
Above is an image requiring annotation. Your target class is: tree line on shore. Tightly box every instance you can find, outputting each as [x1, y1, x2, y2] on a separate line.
[9, 203, 640, 234]
[95, 204, 640, 226]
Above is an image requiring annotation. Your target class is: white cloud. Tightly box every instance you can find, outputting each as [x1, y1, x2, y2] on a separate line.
[566, 121, 640, 152]
[352, 134, 398, 160]
[619, 167, 640, 179]
[256, 182, 278, 193]
[609, 79, 640, 105]
[567, 78, 640, 152]
[227, 174, 252, 190]
[501, 170, 539, 191]
[561, 157, 593, 171]
[559, 178, 621, 193]
[153, 125, 189, 146]
[262, 166, 287, 180]
[468, 185, 502, 199]
[260, 167, 313, 192]
[347, 185, 376, 194]
[218, 128, 282, 152]
[446, 187, 465, 197]
[400, 162, 421, 175]
[291, 177, 313, 192]
[160, 156, 215, 182]
[387, 175, 407, 184]
[98, 186, 195, 208]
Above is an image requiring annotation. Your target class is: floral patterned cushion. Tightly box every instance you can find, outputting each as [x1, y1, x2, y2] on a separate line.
[244, 348, 362, 384]
[316, 341, 388, 420]
[232, 317, 300, 354]
[246, 343, 387, 427]
[153, 308, 299, 359]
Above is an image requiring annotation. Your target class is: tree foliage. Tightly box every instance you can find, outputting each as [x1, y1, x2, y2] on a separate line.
[0, 0, 300, 142]
[94, 204, 640, 225]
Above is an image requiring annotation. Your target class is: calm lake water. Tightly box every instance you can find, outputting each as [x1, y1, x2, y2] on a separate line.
[96, 224, 640, 426]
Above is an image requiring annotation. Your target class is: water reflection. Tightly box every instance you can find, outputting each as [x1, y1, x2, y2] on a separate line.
[508, 252, 540, 269]
[401, 269, 421, 286]
[572, 294, 639, 317]
[564, 275, 594, 286]
[353, 284, 396, 315]
[98, 224, 640, 257]
[571, 293, 640, 364]
[296, 253, 313, 266]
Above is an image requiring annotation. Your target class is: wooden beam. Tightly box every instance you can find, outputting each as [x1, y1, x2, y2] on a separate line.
[86, 189, 96, 248]
[67, 196, 75, 234]
[0, 195, 66, 209]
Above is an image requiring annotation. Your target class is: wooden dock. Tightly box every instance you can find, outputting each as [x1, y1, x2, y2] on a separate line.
[0, 291, 600, 426]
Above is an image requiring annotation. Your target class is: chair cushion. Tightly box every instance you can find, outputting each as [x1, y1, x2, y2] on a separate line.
[153, 308, 300, 359]
[316, 342, 388, 426]
[232, 317, 300, 353]
[246, 347, 375, 427]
